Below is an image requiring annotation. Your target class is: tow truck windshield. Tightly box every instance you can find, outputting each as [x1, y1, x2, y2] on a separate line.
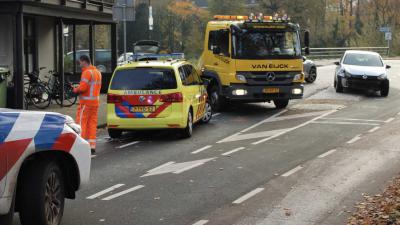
[233, 30, 301, 59]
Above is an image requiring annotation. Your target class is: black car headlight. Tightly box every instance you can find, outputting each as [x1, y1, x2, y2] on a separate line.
[377, 74, 387, 80]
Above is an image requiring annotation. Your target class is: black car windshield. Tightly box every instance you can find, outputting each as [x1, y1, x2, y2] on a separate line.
[110, 68, 177, 90]
[234, 30, 301, 59]
[343, 53, 383, 67]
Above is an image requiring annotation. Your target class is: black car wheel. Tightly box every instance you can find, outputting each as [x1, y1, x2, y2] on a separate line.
[108, 129, 123, 139]
[335, 76, 344, 93]
[19, 161, 65, 225]
[305, 67, 317, 83]
[201, 101, 213, 124]
[180, 110, 193, 138]
[209, 86, 226, 112]
[273, 99, 289, 109]
[381, 80, 390, 97]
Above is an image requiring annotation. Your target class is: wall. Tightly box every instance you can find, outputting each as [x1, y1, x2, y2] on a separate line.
[0, 15, 14, 80]
[37, 16, 55, 79]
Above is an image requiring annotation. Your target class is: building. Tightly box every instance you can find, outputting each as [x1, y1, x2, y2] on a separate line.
[0, 0, 118, 109]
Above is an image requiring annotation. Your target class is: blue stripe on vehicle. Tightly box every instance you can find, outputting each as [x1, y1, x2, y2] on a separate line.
[34, 114, 66, 150]
[0, 113, 20, 144]
[115, 106, 128, 118]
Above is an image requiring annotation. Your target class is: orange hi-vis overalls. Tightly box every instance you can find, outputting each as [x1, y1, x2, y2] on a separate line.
[74, 65, 102, 149]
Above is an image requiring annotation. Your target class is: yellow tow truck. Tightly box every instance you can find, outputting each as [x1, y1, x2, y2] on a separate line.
[199, 14, 310, 110]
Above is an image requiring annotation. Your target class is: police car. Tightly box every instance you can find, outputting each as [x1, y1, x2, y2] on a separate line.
[107, 60, 212, 138]
[0, 109, 91, 225]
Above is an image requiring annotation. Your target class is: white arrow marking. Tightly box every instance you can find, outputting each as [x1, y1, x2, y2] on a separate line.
[141, 158, 217, 177]
[218, 129, 289, 143]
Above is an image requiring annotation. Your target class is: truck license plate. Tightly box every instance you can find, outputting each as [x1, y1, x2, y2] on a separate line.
[263, 88, 280, 94]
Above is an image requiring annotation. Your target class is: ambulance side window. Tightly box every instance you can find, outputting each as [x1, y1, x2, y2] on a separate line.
[183, 65, 201, 86]
[179, 66, 188, 86]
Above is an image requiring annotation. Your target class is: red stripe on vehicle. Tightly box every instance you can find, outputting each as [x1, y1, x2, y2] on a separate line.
[52, 133, 77, 152]
[148, 102, 172, 118]
[123, 95, 161, 106]
[0, 138, 32, 181]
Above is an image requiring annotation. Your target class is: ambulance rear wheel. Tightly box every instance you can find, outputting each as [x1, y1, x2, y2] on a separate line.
[19, 161, 65, 225]
[180, 110, 193, 138]
[273, 99, 289, 109]
[108, 129, 122, 139]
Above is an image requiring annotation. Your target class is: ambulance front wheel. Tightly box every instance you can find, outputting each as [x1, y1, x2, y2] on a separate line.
[108, 129, 123, 139]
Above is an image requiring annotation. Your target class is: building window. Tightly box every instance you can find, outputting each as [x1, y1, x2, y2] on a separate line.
[24, 18, 37, 74]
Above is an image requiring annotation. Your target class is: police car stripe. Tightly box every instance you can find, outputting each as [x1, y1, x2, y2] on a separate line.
[34, 114, 66, 151]
[0, 113, 19, 144]
[0, 138, 32, 181]
[5, 113, 46, 142]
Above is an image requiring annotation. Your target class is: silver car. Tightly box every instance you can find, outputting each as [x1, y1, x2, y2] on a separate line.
[334, 50, 391, 97]
[303, 56, 317, 83]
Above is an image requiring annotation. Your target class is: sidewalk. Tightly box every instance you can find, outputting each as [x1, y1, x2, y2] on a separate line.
[30, 94, 107, 128]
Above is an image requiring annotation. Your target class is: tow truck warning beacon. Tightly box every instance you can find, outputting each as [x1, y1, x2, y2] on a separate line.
[199, 13, 310, 110]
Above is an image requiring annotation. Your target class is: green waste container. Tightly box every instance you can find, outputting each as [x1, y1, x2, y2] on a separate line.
[0, 67, 9, 108]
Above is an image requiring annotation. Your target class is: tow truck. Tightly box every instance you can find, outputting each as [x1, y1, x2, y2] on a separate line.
[199, 13, 310, 110]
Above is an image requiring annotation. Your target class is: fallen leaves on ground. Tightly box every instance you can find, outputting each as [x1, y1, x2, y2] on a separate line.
[348, 177, 400, 225]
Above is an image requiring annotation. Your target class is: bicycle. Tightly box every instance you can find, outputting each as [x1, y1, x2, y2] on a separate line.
[43, 70, 78, 107]
[24, 68, 51, 109]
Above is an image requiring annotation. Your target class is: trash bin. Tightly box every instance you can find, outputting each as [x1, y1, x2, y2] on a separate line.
[0, 67, 10, 108]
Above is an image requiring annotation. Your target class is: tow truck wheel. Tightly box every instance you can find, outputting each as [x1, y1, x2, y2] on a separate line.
[180, 110, 193, 138]
[108, 129, 123, 139]
[274, 99, 289, 109]
[381, 80, 389, 97]
[209, 86, 225, 112]
[19, 161, 65, 225]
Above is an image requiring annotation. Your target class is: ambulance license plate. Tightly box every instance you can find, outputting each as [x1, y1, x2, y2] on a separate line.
[263, 88, 280, 94]
[130, 106, 156, 113]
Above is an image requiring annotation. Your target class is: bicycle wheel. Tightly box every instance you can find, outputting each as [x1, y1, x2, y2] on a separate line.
[29, 83, 51, 109]
[55, 83, 78, 107]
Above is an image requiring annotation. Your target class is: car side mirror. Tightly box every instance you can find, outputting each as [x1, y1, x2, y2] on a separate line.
[212, 46, 221, 55]
[334, 62, 340, 66]
[386, 65, 391, 69]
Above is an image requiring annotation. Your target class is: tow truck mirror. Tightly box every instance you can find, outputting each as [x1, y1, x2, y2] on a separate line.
[304, 31, 310, 55]
[334, 61, 340, 66]
[212, 46, 221, 55]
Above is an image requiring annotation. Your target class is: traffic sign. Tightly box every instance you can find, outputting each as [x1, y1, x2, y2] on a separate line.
[379, 26, 391, 32]
[385, 32, 392, 41]
[113, 0, 136, 22]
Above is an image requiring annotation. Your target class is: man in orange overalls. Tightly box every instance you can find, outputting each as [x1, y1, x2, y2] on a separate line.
[73, 55, 102, 154]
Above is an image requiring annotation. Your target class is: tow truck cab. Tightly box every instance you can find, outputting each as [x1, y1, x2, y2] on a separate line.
[199, 14, 310, 110]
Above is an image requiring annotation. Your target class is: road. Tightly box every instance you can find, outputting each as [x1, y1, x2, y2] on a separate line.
[16, 60, 400, 225]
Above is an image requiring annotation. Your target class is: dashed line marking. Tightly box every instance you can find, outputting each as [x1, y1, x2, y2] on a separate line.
[192, 220, 209, 225]
[191, 145, 212, 154]
[282, 166, 303, 177]
[221, 147, 245, 156]
[252, 110, 337, 145]
[318, 149, 337, 158]
[347, 135, 362, 144]
[91, 155, 97, 158]
[312, 121, 380, 126]
[116, 141, 140, 149]
[324, 117, 385, 123]
[233, 188, 265, 204]
[368, 126, 381, 133]
[102, 185, 145, 201]
[385, 117, 395, 123]
[87, 184, 125, 199]
[213, 113, 221, 117]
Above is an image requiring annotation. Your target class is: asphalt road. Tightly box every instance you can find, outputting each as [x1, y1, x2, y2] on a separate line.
[14, 60, 400, 225]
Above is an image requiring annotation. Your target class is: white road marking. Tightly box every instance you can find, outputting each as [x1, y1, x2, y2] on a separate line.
[91, 155, 97, 159]
[318, 149, 337, 158]
[86, 184, 125, 199]
[102, 185, 145, 201]
[141, 158, 217, 177]
[347, 135, 362, 144]
[213, 113, 221, 117]
[233, 188, 265, 204]
[192, 220, 209, 225]
[323, 117, 385, 123]
[385, 117, 395, 123]
[116, 141, 140, 149]
[217, 129, 289, 143]
[252, 110, 337, 145]
[312, 121, 380, 126]
[266, 110, 333, 123]
[282, 166, 303, 177]
[368, 126, 381, 133]
[191, 145, 212, 154]
[221, 147, 245, 156]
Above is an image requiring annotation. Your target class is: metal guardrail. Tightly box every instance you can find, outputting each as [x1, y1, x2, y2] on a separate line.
[307, 47, 390, 59]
